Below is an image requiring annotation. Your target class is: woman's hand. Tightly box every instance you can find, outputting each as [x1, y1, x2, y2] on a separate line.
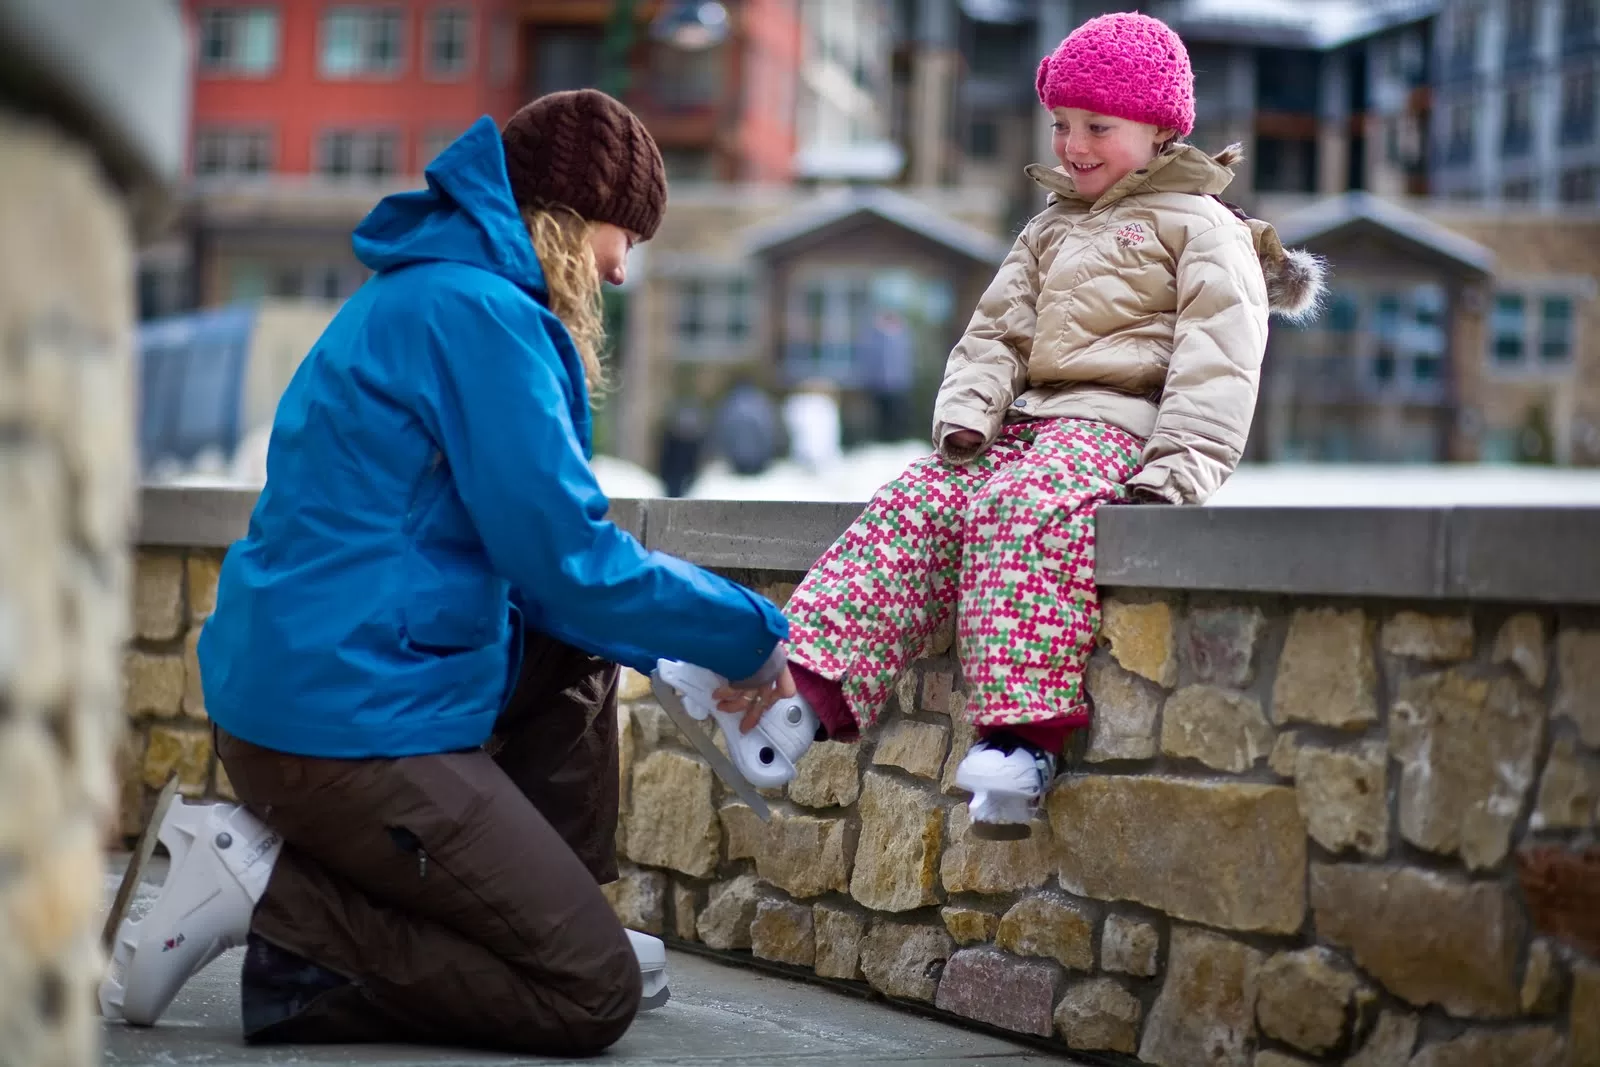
[714, 665, 798, 733]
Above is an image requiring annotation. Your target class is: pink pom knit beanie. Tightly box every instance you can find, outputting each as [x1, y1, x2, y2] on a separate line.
[1036, 12, 1195, 136]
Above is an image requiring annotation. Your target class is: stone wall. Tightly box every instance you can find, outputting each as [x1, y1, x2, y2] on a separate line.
[120, 495, 1600, 1066]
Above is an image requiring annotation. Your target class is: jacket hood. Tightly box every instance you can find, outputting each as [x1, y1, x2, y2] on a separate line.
[1025, 144, 1327, 322]
[352, 117, 546, 295]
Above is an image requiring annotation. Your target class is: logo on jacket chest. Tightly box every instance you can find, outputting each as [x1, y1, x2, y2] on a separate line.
[1115, 223, 1147, 248]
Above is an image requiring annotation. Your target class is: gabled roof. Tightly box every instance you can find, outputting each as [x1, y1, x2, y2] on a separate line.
[743, 185, 1010, 266]
[1169, 0, 1441, 50]
[1272, 191, 1496, 277]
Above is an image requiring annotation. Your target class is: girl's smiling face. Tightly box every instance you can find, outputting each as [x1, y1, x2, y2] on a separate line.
[1051, 107, 1175, 200]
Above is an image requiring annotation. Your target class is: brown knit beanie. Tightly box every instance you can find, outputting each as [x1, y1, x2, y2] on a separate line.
[500, 89, 667, 241]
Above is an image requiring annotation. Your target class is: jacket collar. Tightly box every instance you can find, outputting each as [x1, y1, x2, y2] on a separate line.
[1025, 143, 1240, 213]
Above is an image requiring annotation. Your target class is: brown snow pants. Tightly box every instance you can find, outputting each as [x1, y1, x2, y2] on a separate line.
[214, 630, 639, 1055]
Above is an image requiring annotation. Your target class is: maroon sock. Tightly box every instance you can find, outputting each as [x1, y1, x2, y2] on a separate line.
[978, 720, 1073, 755]
[791, 663, 859, 743]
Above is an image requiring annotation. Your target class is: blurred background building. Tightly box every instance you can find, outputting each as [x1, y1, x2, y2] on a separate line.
[134, 0, 1600, 495]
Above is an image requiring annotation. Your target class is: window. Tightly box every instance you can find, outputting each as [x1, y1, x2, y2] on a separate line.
[529, 27, 602, 95]
[1540, 296, 1575, 362]
[671, 274, 755, 360]
[1254, 137, 1318, 193]
[425, 8, 472, 78]
[193, 127, 274, 177]
[1255, 50, 1323, 113]
[1445, 103, 1475, 165]
[1503, 84, 1534, 156]
[1502, 177, 1538, 201]
[650, 42, 724, 111]
[1505, 1, 1537, 70]
[1564, 0, 1599, 54]
[1561, 165, 1600, 202]
[1445, 8, 1479, 81]
[316, 129, 401, 179]
[420, 126, 465, 169]
[1562, 68, 1597, 145]
[197, 7, 279, 75]
[321, 7, 404, 77]
[1490, 290, 1584, 369]
[967, 118, 1000, 160]
[1492, 293, 1526, 363]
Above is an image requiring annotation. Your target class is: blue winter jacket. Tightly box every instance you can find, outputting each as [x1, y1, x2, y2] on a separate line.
[197, 117, 788, 759]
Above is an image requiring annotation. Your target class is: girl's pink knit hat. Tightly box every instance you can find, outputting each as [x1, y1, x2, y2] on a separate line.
[1036, 12, 1195, 136]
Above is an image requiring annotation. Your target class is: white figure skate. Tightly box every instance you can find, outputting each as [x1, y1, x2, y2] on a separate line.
[650, 660, 823, 819]
[953, 737, 1058, 840]
[100, 799, 282, 1025]
[627, 930, 670, 1010]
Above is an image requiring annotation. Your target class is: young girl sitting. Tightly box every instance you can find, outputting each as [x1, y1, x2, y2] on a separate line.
[659, 11, 1325, 836]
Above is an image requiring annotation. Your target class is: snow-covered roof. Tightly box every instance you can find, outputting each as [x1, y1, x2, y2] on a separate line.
[1169, 0, 1441, 49]
[742, 186, 1010, 266]
[1271, 191, 1496, 277]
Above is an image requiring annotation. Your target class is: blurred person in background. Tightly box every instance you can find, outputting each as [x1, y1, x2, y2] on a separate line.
[99, 90, 794, 1055]
[855, 308, 916, 442]
[712, 373, 782, 476]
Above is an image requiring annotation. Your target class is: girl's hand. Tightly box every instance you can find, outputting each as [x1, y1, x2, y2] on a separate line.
[714, 665, 798, 733]
[945, 428, 983, 451]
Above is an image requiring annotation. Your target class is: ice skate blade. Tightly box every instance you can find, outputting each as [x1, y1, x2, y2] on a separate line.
[650, 672, 772, 820]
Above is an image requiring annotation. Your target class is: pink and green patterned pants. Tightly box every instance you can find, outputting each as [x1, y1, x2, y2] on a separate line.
[785, 417, 1145, 732]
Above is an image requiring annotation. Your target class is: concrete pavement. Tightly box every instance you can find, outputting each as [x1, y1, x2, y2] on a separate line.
[99, 856, 1084, 1066]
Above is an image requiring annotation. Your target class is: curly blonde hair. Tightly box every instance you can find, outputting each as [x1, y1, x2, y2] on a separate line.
[520, 202, 608, 397]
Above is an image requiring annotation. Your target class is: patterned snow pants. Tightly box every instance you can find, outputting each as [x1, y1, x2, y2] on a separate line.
[785, 417, 1145, 732]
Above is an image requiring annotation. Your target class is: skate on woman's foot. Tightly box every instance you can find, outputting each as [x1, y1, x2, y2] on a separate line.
[627, 930, 670, 1010]
[953, 733, 1059, 840]
[650, 660, 825, 791]
[100, 798, 282, 1025]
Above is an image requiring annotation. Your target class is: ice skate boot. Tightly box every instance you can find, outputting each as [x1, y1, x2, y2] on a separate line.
[650, 660, 824, 817]
[100, 799, 282, 1025]
[953, 734, 1058, 840]
[628, 930, 670, 1010]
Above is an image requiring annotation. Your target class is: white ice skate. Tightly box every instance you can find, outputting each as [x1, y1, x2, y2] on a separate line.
[650, 660, 824, 818]
[100, 798, 282, 1025]
[627, 929, 670, 1011]
[953, 737, 1058, 840]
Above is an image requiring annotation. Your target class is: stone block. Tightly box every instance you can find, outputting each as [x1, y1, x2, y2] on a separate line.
[813, 905, 866, 980]
[1271, 608, 1377, 729]
[872, 720, 949, 780]
[1294, 742, 1389, 858]
[719, 802, 762, 861]
[939, 803, 1051, 895]
[1100, 599, 1177, 687]
[671, 881, 702, 942]
[1517, 846, 1600, 961]
[1380, 611, 1474, 661]
[142, 725, 212, 796]
[629, 701, 672, 747]
[1531, 737, 1600, 831]
[618, 667, 653, 703]
[1345, 1009, 1418, 1067]
[1520, 938, 1565, 1015]
[858, 921, 954, 1003]
[788, 740, 862, 808]
[185, 553, 220, 622]
[1391, 671, 1543, 870]
[1310, 862, 1522, 1018]
[1253, 1054, 1315, 1067]
[1181, 605, 1265, 688]
[920, 670, 954, 714]
[849, 771, 942, 912]
[132, 551, 184, 641]
[1554, 629, 1600, 747]
[941, 722, 976, 795]
[753, 811, 853, 898]
[1269, 731, 1301, 778]
[995, 893, 1094, 971]
[1055, 976, 1141, 1054]
[1138, 926, 1263, 1067]
[750, 899, 815, 967]
[1408, 1027, 1566, 1067]
[696, 874, 768, 950]
[1083, 655, 1161, 762]
[600, 867, 667, 934]
[1050, 777, 1306, 935]
[940, 905, 999, 945]
[895, 669, 918, 720]
[617, 703, 635, 821]
[123, 650, 183, 719]
[115, 730, 147, 837]
[1254, 947, 1360, 1055]
[182, 627, 206, 720]
[1159, 685, 1274, 773]
[624, 750, 720, 878]
[1493, 613, 1548, 687]
[1571, 963, 1600, 1067]
[1101, 914, 1159, 977]
[934, 946, 1059, 1037]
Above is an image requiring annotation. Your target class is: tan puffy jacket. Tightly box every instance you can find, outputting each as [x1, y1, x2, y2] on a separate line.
[933, 144, 1325, 504]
